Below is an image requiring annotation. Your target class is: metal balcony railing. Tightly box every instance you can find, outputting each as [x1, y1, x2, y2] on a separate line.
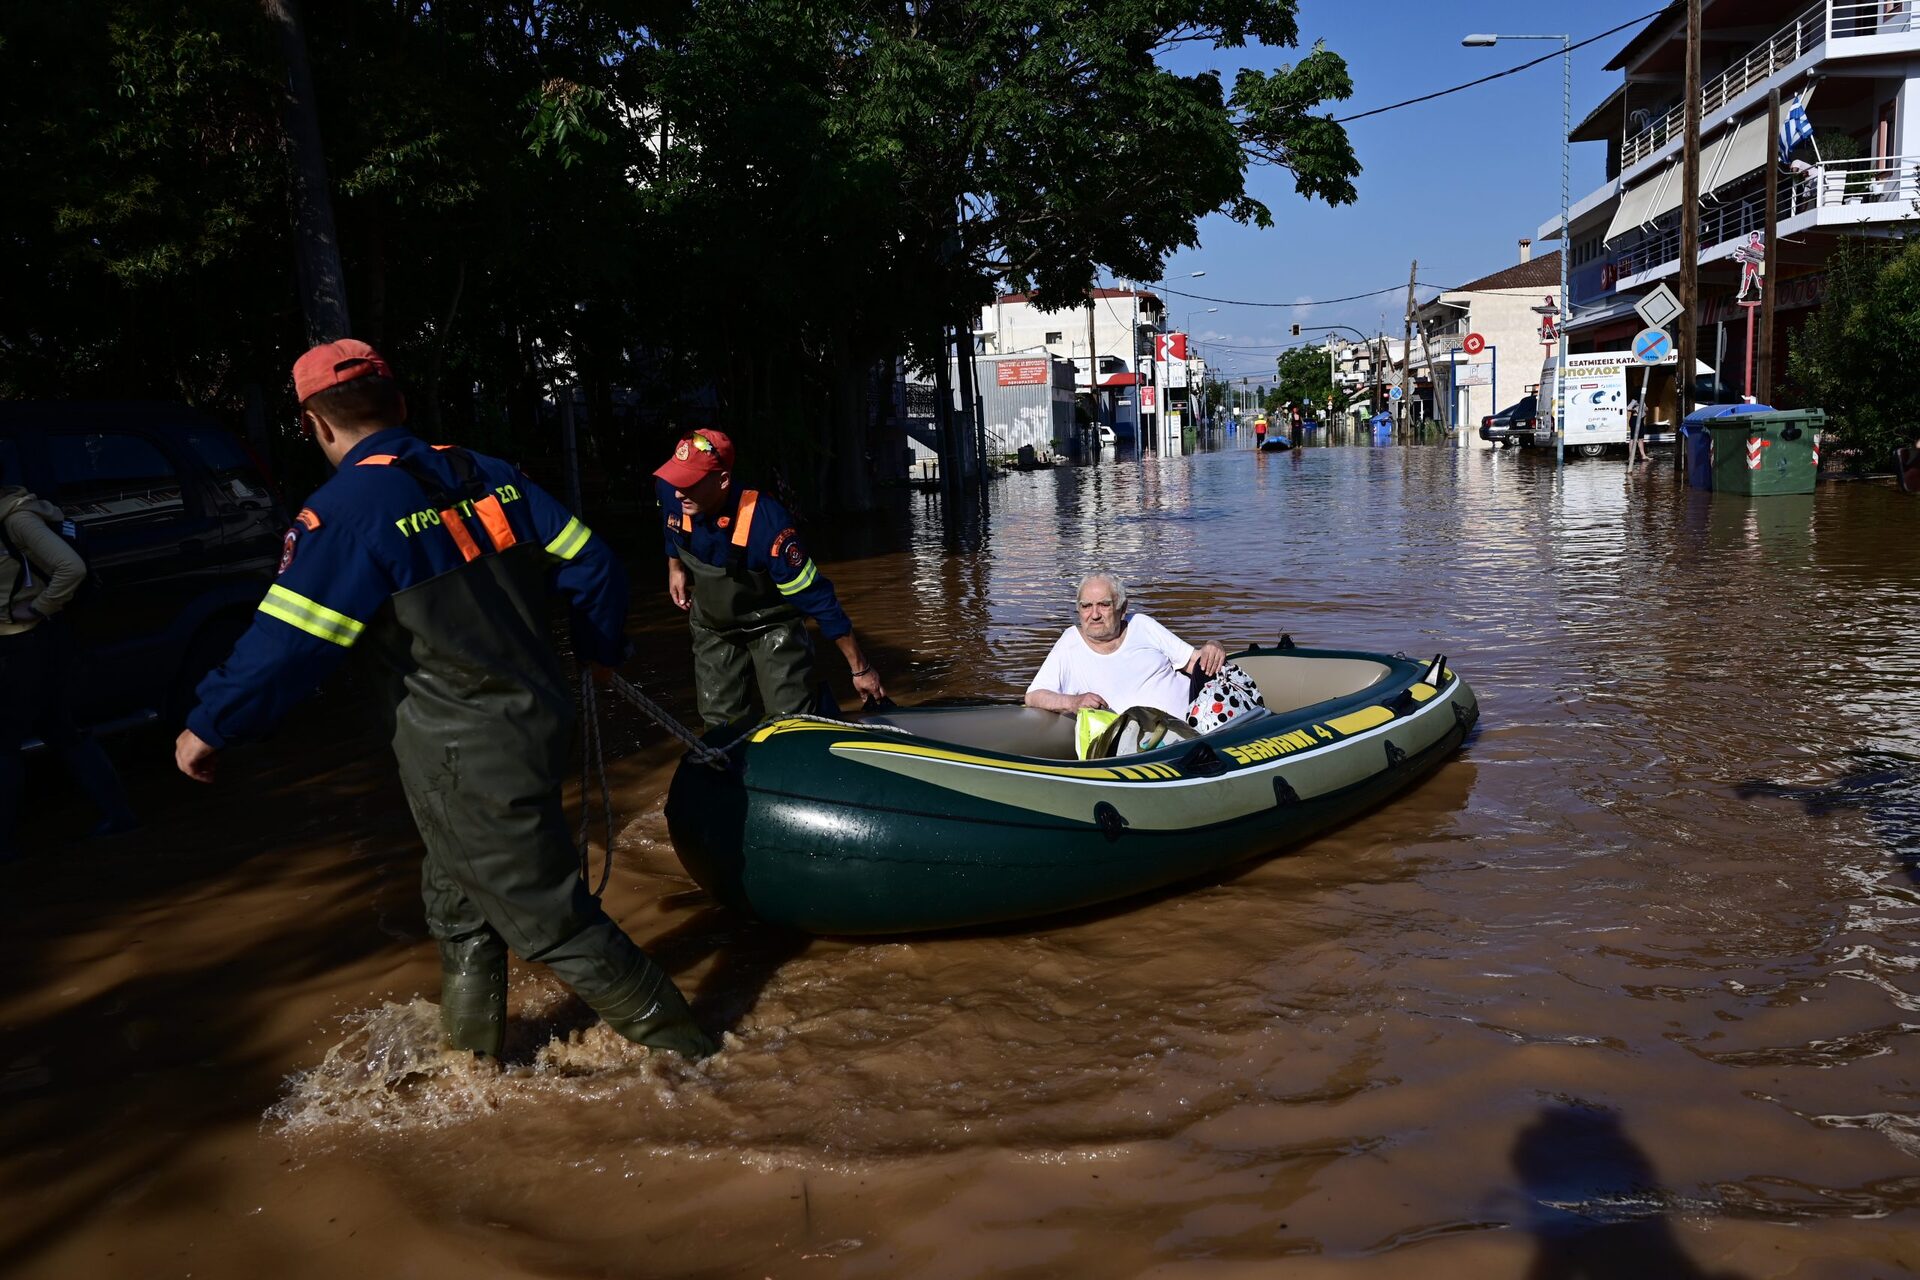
[1621, 2, 1824, 171]
[1614, 153, 1920, 279]
[1829, 0, 1917, 38]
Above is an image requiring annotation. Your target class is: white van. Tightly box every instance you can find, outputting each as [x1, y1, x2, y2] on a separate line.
[1538, 349, 1711, 457]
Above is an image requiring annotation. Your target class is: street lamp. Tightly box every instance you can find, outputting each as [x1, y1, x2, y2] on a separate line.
[1464, 31, 1570, 465]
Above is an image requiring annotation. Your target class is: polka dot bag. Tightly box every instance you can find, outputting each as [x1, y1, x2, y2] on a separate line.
[1186, 661, 1266, 734]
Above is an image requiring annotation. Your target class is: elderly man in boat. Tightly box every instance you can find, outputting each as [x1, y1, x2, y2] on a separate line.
[1025, 573, 1262, 753]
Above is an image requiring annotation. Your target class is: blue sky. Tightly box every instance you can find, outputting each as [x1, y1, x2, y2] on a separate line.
[1151, 1, 1658, 385]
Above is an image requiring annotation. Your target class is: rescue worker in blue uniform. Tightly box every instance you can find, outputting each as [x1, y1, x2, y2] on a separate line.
[653, 429, 886, 729]
[177, 340, 714, 1060]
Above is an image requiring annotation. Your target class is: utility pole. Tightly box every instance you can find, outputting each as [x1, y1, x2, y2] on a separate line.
[1758, 86, 1781, 404]
[1400, 259, 1417, 440]
[1087, 292, 1101, 446]
[1675, 0, 1702, 473]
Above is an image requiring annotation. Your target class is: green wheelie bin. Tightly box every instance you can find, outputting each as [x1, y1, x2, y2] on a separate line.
[1707, 407, 1826, 496]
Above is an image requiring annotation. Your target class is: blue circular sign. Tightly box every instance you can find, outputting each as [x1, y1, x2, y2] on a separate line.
[1633, 327, 1673, 364]
[1389, 385, 1403, 401]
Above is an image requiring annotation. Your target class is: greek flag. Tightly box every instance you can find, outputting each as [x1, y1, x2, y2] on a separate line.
[1778, 93, 1814, 166]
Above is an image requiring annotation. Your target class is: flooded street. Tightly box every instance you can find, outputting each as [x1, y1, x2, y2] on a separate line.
[6, 440, 1920, 1278]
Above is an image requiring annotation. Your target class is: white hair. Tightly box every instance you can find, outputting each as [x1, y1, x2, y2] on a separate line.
[1076, 572, 1128, 613]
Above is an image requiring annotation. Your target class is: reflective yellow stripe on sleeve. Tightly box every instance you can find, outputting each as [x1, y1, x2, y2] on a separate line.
[545, 516, 591, 561]
[258, 584, 365, 648]
[777, 559, 818, 595]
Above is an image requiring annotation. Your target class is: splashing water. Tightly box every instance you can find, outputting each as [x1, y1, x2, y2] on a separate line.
[267, 992, 727, 1135]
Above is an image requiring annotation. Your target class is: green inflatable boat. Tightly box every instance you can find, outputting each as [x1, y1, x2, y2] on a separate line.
[665, 642, 1478, 935]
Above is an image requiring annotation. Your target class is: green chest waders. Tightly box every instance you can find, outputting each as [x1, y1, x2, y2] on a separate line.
[361, 449, 713, 1059]
[678, 489, 816, 730]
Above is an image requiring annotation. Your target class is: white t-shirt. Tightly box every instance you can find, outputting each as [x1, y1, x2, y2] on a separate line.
[1028, 613, 1196, 718]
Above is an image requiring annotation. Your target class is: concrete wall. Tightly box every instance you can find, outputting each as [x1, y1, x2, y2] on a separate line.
[1429, 287, 1556, 447]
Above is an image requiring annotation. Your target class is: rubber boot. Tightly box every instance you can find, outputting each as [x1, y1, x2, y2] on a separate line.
[588, 953, 718, 1059]
[438, 936, 508, 1058]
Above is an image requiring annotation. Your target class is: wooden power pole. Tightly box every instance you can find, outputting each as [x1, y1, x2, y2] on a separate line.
[1758, 87, 1782, 404]
[1400, 259, 1417, 438]
[1675, 0, 1702, 472]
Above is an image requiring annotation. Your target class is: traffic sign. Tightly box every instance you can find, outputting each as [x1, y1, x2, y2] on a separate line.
[1634, 283, 1683, 330]
[1462, 332, 1486, 356]
[1389, 385, 1403, 401]
[1632, 327, 1672, 364]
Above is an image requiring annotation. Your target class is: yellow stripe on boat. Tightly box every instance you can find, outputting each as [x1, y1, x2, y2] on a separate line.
[751, 719, 852, 743]
[1325, 705, 1395, 735]
[1408, 683, 1436, 702]
[833, 740, 1123, 779]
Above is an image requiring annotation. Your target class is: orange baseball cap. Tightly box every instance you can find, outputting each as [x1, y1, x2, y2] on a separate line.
[293, 339, 392, 403]
[654, 429, 735, 489]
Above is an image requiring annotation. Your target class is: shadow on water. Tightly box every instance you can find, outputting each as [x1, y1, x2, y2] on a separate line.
[642, 901, 811, 1032]
[1736, 750, 1920, 883]
[1511, 1104, 1745, 1280]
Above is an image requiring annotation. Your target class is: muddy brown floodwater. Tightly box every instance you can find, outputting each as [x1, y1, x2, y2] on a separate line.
[5, 441, 1920, 1279]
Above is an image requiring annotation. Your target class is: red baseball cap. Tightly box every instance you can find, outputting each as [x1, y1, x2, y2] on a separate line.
[293, 339, 393, 403]
[654, 429, 735, 489]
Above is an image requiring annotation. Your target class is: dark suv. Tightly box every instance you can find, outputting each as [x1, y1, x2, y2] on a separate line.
[1478, 395, 1539, 447]
[0, 402, 287, 738]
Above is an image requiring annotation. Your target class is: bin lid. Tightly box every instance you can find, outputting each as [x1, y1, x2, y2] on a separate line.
[1683, 403, 1773, 426]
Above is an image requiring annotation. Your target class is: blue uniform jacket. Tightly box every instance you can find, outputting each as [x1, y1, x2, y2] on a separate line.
[189, 427, 629, 750]
[654, 478, 851, 638]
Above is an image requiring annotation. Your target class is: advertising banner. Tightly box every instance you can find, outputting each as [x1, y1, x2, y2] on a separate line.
[996, 358, 1049, 387]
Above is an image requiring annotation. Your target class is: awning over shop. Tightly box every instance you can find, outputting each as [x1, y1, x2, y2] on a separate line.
[1097, 372, 1141, 387]
[1603, 111, 1769, 243]
[1604, 161, 1676, 242]
[1705, 113, 1768, 194]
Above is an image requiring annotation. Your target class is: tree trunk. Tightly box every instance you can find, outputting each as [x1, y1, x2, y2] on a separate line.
[829, 350, 874, 512]
[263, 0, 350, 342]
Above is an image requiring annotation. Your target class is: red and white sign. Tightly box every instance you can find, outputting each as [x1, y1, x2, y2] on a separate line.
[1746, 436, 1770, 470]
[1141, 387, 1157, 412]
[1462, 332, 1486, 356]
[1154, 333, 1189, 362]
[996, 358, 1048, 387]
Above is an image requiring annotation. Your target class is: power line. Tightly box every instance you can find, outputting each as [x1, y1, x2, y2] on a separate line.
[1157, 282, 1418, 309]
[1332, 10, 1663, 125]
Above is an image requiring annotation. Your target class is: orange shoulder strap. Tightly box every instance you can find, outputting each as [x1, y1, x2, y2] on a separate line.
[731, 490, 759, 549]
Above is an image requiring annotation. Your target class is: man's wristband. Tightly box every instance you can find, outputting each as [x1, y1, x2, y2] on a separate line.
[851, 665, 872, 678]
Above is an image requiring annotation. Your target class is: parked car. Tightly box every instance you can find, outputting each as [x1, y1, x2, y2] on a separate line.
[0, 402, 287, 739]
[1478, 395, 1539, 447]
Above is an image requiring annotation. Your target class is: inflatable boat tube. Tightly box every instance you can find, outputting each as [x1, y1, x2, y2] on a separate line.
[666, 643, 1478, 935]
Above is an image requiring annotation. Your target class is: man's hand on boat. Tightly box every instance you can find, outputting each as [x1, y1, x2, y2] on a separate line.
[833, 634, 888, 705]
[1186, 641, 1228, 677]
[1023, 690, 1111, 714]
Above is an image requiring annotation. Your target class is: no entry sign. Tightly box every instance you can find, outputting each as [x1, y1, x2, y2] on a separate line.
[1462, 332, 1486, 356]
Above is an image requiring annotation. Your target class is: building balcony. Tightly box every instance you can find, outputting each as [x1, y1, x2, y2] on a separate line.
[1619, 1, 1917, 175]
[1615, 152, 1920, 289]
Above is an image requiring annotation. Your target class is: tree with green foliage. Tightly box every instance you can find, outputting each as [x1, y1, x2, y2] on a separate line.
[1272, 345, 1333, 413]
[1786, 237, 1920, 472]
[2, 0, 1359, 511]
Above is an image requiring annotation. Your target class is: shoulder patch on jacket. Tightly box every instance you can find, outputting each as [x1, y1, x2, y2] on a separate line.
[770, 526, 798, 557]
[296, 507, 322, 531]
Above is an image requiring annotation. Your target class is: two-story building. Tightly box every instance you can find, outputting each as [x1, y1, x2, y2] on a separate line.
[1417, 244, 1564, 445]
[1546, 0, 1920, 388]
